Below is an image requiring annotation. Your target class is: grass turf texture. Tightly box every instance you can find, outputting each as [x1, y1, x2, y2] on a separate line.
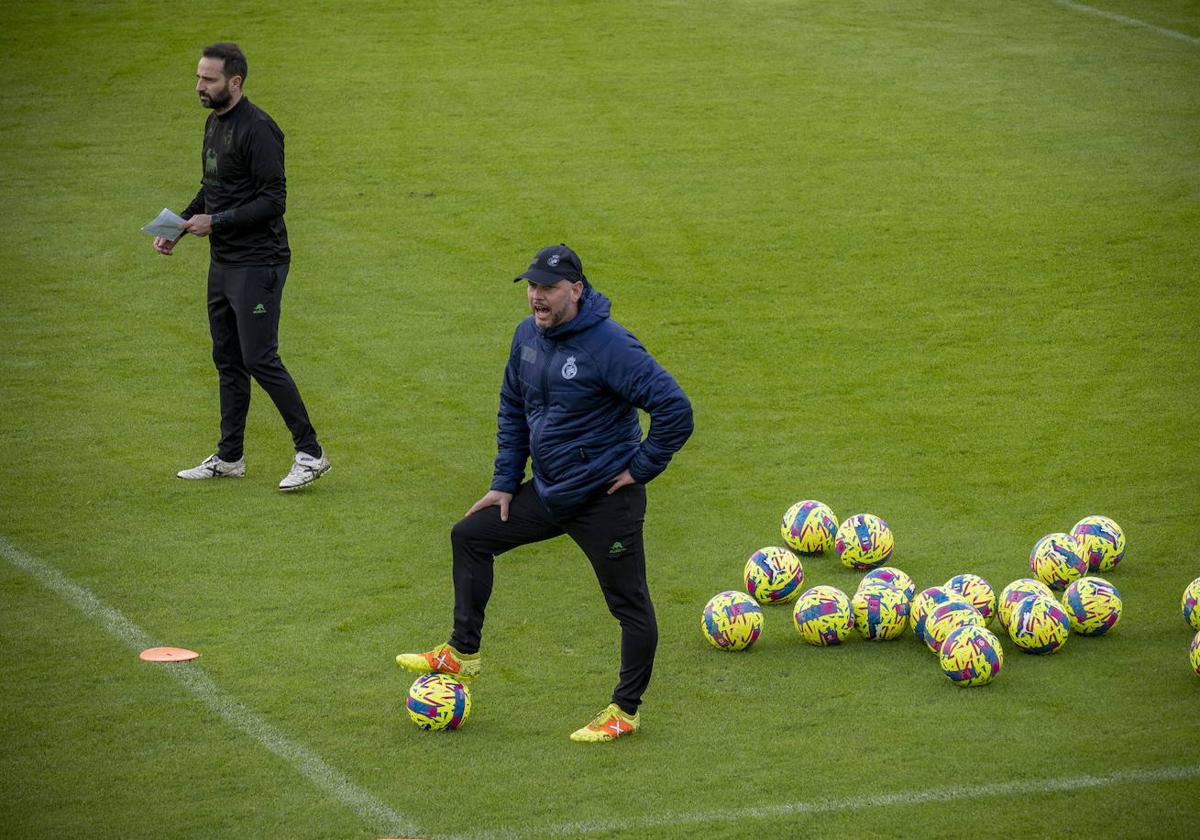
[2, 1, 1198, 837]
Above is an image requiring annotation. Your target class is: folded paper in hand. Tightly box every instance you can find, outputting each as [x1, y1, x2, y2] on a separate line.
[141, 208, 186, 241]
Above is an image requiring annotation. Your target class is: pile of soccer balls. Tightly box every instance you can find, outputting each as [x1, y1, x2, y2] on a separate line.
[701, 501, 1142, 687]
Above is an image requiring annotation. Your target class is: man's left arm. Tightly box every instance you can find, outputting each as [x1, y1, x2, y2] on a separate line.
[605, 335, 694, 486]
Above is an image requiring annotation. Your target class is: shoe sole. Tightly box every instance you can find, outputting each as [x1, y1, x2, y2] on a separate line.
[279, 464, 331, 492]
[176, 472, 245, 480]
[569, 729, 638, 743]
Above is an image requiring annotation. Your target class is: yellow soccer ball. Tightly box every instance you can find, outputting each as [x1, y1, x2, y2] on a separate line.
[939, 625, 1004, 687]
[1008, 594, 1070, 655]
[1070, 515, 1126, 572]
[792, 585, 855, 646]
[743, 546, 804, 605]
[406, 673, 472, 731]
[944, 573, 996, 626]
[835, 513, 894, 571]
[998, 578, 1055, 631]
[852, 583, 910, 641]
[780, 500, 839, 555]
[1029, 533, 1088, 590]
[1182, 577, 1200, 631]
[1062, 576, 1122, 636]
[924, 599, 985, 654]
[702, 590, 763, 651]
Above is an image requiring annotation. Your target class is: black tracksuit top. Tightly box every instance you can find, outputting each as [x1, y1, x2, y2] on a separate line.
[183, 96, 290, 265]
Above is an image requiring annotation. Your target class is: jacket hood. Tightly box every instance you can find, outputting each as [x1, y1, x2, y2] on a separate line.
[543, 286, 611, 340]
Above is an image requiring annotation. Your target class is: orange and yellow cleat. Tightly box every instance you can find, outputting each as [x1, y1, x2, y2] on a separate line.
[569, 703, 640, 743]
[395, 643, 480, 680]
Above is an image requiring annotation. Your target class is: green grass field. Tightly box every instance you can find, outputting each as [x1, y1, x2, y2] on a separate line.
[3, 1, 1199, 837]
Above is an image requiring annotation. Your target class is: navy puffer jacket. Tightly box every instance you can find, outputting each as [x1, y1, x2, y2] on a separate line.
[490, 286, 693, 520]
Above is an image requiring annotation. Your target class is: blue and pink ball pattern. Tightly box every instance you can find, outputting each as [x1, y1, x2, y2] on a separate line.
[939, 625, 1004, 686]
[936, 628, 1003, 686]
[1062, 577, 1122, 636]
[945, 574, 996, 625]
[1183, 577, 1200, 631]
[1070, 515, 1126, 572]
[744, 546, 804, 604]
[702, 590, 763, 651]
[862, 566, 915, 600]
[793, 585, 855, 646]
[852, 583, 909, 641]
[780, 500, 839, 555]
[911, 586, 952, 640]
[835, 513, 894, 571]
[924, 599, 985, 654]
[1029, 533, 1089, 590]
[1008, 595, 1071, 655]
[406, 673, 472, 731]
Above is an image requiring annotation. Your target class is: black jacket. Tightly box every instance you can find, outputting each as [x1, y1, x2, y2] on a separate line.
[183, 96, 290, 265]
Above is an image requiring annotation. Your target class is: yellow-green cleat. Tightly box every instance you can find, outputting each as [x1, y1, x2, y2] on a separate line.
[569, 703, 640, 743]
[395, 643, 480, 680]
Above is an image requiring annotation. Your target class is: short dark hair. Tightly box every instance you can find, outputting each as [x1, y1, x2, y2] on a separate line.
[202, 42, 248, 83]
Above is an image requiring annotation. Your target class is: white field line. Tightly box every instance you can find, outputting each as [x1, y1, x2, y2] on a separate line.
[0, 536, 418, 839]
[8, 532, 1197, 840]
[452, 764, 1200, 839]
[1054, 0, 1200, 45]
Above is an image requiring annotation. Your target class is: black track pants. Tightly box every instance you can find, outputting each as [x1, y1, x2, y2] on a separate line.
[206, 262, 319, 461]
[449, 481, 656, 714]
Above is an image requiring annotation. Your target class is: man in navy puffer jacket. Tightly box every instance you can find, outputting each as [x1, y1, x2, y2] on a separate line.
[397, 244, 693, 742]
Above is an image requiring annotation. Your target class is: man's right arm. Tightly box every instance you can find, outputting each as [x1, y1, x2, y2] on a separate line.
[154, 187, 206, 256]
[490, 338, 530, 494]
[465, 337, 528, 522]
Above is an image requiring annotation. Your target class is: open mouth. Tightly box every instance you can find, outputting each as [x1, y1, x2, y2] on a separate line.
[532, 303, 550, 316]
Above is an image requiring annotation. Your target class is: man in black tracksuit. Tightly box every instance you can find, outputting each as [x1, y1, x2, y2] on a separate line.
[397, 244, 694, 743]
[155, 42, 329, 491]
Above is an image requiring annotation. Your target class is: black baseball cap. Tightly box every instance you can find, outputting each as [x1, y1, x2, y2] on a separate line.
[514, 244, 586, 286]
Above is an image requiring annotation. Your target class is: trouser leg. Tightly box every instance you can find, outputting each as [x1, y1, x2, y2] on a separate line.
[448, 482, 562, 654]
[567, 484, 655, 715]
[208, 263, 251, 462]
[223, 263, 321, 457]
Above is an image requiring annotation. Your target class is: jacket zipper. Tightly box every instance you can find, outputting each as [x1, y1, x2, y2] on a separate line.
[531, 336, 554, 477]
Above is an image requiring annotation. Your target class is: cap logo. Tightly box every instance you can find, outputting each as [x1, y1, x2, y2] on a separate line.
[547, 254, 561, 267]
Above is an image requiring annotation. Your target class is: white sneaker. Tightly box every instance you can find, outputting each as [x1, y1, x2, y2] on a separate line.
[279, 450, 330, 492]
[177, 454, 245, 480]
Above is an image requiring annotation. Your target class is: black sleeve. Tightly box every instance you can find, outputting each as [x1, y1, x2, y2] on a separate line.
[181, 187, 205, 221]
[222, 119, 287, 228]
